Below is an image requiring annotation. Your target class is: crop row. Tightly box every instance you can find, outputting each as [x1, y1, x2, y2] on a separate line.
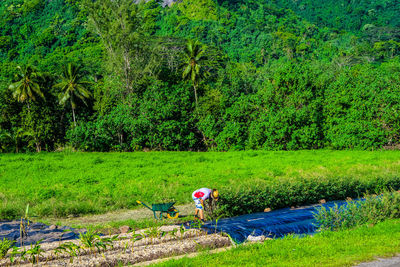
[217, 176, 400, 217]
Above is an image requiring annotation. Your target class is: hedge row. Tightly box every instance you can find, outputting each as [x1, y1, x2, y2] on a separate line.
[217, 176, 400, 217]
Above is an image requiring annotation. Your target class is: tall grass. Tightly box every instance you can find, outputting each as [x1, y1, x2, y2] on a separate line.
[0, 150, 399, 219]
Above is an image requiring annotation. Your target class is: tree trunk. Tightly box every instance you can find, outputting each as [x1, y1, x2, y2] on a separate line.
[71, 98, 76, 127]
[119, 132, 123, 147]
[72, 107, 76, 127]
[36, 141, 41, 153]
[193, 83, 198, 109]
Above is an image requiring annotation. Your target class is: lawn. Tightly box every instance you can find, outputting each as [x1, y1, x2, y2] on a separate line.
[0, 150, 399, 219]
[157, 219, 400, 267]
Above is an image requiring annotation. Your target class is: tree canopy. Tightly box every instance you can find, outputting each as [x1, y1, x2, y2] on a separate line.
[0, 0, 400, 152]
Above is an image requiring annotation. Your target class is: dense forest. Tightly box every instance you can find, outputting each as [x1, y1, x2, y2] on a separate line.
[0, 0, 399, 152]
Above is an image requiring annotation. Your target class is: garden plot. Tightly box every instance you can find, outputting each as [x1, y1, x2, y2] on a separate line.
[0, 221, 82, 246]
[0, 225, 231, 266]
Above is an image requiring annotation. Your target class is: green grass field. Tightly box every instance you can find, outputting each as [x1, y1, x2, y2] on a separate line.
[1, 150, 399, 219]
[156, 219, 400, 267]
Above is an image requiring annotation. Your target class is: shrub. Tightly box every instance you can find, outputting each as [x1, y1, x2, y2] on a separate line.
[217, 176, 400, 217]
[314, 191, 400, 231]
[0, 205, 21, 220]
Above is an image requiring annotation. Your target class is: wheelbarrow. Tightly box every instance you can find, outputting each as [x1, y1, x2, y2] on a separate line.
[136, 200, 179, 220]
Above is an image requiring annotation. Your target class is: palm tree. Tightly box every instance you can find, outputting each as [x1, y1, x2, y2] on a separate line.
[182, 40, 208, 109]
[9, 65, 45, 111]
[0, 127, 32, 153]
[54, 63, 92, 127]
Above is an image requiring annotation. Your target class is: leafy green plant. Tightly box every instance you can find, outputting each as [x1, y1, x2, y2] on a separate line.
[144, 226, 162, 244]
[9, 246, 22, 264]
[25, 239, 43, 264]
[78, 228, 117, 254]
[314, 191, 400, 231]
[95, 235, 119, 253]
[217, 177, 400, 217]
[79, 228, 103, 254]
[55, 242, 81, 263]
[0, 238, 14, 259]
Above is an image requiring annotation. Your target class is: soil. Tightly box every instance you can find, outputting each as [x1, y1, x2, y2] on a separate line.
[0, 225, 231, 266]
[49, 204, 194, 227]
[0, 204, 232, 266]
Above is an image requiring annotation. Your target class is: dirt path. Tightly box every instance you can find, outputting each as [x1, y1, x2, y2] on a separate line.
[48, 204, 194, 226]
[355, 255, 400, 267]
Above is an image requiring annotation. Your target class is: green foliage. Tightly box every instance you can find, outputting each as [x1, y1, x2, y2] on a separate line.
[315, 191, 400, 231]
[178, 0, 218, 21]
[78, 228, 101, 251]
[55, 228, 116, 260]
[271, 0, 400, 32]
[218, 177, 400, 217]
[25, 239, 44, 264]
[54, 63, 92, 126]
[0, 150, 400, 219]
[55, 242, 81, 263]
[67, 81, 201, 151]
[323, 63, 400, 149]
[156, 219, 400, 267]
[182, 39, 207, 107]
[9, 65, 44, 104]
[0, 0, 400, 152]
[0, 238, 14, 259]
[82, 0, 158, 97]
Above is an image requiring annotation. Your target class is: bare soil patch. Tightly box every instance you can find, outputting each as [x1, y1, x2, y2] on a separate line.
[50, 204, 194, 227]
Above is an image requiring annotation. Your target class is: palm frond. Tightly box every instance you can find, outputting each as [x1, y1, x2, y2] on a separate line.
[182, 64, 192, 79]
[59, 91, 70, 105]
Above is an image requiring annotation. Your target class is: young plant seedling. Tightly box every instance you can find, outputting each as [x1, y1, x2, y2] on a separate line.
[19, 204, 30, 247]
[9, 246, 23, 264]
[55, 242, 81, 264]
[26, 239, 44, 265]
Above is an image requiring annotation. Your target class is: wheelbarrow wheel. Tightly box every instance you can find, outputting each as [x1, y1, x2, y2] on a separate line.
[167, 208, 179, 219]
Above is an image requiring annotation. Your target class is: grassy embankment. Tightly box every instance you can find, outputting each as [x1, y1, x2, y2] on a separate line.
[157, 219, 400, 267]
[0, 150, 399, 220]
